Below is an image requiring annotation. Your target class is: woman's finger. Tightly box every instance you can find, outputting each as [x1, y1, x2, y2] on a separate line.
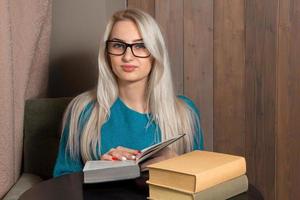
[100, 154, 114, 161]
[109, 150, 124, 160]
[112, 150, 136, 160]
[119, 150, 137, 160]
[105, 146, 140, 161]
[116, 146, 140, 155]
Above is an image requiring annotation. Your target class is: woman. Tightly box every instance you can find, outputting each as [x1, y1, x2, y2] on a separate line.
[53, 8, 203, 177]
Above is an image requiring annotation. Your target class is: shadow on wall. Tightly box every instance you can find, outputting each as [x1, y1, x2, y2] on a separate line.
[48, 53, 98, 97]
[248, 184, 264, 200]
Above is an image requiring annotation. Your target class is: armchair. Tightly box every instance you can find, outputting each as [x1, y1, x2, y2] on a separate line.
[3, 98, 72, 200]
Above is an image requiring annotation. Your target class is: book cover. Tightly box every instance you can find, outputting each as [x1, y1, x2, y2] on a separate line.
[83, 134, 185, 184]
[147, 175, 248, 200]
[148, 150, 246, 193]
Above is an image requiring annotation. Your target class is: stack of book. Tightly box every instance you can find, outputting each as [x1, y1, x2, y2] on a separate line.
[147, 150, 248, 200]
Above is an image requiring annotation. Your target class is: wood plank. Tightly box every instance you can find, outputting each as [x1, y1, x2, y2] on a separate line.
[277, 0, 300, 199]
[214, 0, 245, 156]
[155, 0, 184, 94]
[245, 0, 277, 199]
[184, 0, 213, 150]
[127, 0, 155, 17]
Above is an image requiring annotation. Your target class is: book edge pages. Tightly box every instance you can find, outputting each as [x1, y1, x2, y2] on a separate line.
[147, 175, 248, 199]
[83, 160, 136, 171]
[194, 175, 248, 199]
[194, 157, 246, 191]
[83, 162, 140, 184]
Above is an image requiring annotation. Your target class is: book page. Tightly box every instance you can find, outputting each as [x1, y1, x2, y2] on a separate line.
[136, 134, 185, 164]
[83, 160, 136, 171]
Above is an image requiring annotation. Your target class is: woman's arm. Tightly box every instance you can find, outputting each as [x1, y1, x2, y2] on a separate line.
[53, 116, 83, 177]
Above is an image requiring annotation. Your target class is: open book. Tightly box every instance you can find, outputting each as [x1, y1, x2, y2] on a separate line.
[83, 134, 185, 184]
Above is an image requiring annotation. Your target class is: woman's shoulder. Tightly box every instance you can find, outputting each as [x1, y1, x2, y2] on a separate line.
[177, 95, 193, 104]
[177, 95, 196, 107]
[177, 95, 200, 116]
[66, 90, 97, 116]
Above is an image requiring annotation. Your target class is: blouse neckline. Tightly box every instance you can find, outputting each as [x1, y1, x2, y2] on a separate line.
[117, 97, 150, 116]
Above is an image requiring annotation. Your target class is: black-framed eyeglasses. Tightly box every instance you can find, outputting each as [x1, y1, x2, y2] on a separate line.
[106, 40, 151, 58]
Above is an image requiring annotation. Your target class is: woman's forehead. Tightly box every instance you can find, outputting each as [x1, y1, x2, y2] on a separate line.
[110, 20, 142, 42]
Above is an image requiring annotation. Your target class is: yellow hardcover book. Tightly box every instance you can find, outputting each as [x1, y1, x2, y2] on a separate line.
[148, 150, 246, 193]
[147, 175, 248, 200]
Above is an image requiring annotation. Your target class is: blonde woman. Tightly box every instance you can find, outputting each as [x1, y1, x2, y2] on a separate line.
[53, 8, 203, 177]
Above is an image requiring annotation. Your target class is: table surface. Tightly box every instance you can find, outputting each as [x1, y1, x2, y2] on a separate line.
[19, 173, 253, 200]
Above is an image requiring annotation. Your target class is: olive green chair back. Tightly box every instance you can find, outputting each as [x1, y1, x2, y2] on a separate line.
[23, 98, 72, 179]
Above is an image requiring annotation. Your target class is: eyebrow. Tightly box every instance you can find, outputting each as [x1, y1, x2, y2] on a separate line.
[110, 38, 143, 42]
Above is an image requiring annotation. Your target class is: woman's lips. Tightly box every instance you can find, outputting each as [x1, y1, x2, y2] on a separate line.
[121, 65, 137, 72]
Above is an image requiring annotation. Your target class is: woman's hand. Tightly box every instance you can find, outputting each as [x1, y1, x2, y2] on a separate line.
[140, 147, 178, 171]
[100, 146, 140, 161]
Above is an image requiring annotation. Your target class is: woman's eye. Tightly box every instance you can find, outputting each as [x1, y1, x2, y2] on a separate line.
[134, 43, 146, 49]
[113, 43, 125, 49]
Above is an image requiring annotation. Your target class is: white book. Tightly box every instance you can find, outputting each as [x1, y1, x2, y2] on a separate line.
[83, 134, 185, 184]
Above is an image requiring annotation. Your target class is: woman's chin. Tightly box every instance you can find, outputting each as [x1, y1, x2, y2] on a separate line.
[119, 79, 143, 85]
[117, 75, 148, 85]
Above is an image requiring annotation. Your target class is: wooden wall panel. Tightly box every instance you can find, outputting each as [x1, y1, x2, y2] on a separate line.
[245, 0, 277, 199]
[213, 0, 245, 156]
[126, 1, 300, 198]
[127, 0, 155, 17]
[277, 0, 300, 199]
[184, 0, 213, 150]
[155, 0, 184, 94]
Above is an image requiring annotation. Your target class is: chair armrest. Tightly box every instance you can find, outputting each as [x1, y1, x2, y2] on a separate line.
[3, 173, 42, 200]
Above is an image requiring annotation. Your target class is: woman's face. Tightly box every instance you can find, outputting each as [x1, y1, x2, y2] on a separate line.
[108, 20, 153, 85]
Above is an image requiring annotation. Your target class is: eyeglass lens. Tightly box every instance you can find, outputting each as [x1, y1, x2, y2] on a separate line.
[106, 41, 150, 58]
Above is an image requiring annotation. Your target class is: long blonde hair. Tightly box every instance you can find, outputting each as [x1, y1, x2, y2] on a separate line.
[63, 9, 201, 162]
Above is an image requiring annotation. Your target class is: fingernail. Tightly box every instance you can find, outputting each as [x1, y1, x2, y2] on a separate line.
[121, 156, 127, 161]
[112, 157, 118, 160]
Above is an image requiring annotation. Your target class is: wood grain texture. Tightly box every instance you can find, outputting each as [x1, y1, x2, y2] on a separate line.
[245, 0, 277, 199]
[277, 0, 300, 199]
[184, 0, 213, 150]
[213, 0, 245, 156]
[125, 1, 300, 199]
[127, 0, 155, 17]
[155, 0, 184, 94]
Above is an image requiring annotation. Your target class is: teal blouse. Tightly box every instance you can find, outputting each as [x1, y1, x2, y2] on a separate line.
[53, 96, 204, 177]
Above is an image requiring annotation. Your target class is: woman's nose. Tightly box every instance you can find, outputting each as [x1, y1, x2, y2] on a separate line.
[122, 47, 134, 61]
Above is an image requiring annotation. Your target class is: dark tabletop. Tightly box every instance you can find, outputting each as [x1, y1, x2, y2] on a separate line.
[19, 173, 253, 200]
